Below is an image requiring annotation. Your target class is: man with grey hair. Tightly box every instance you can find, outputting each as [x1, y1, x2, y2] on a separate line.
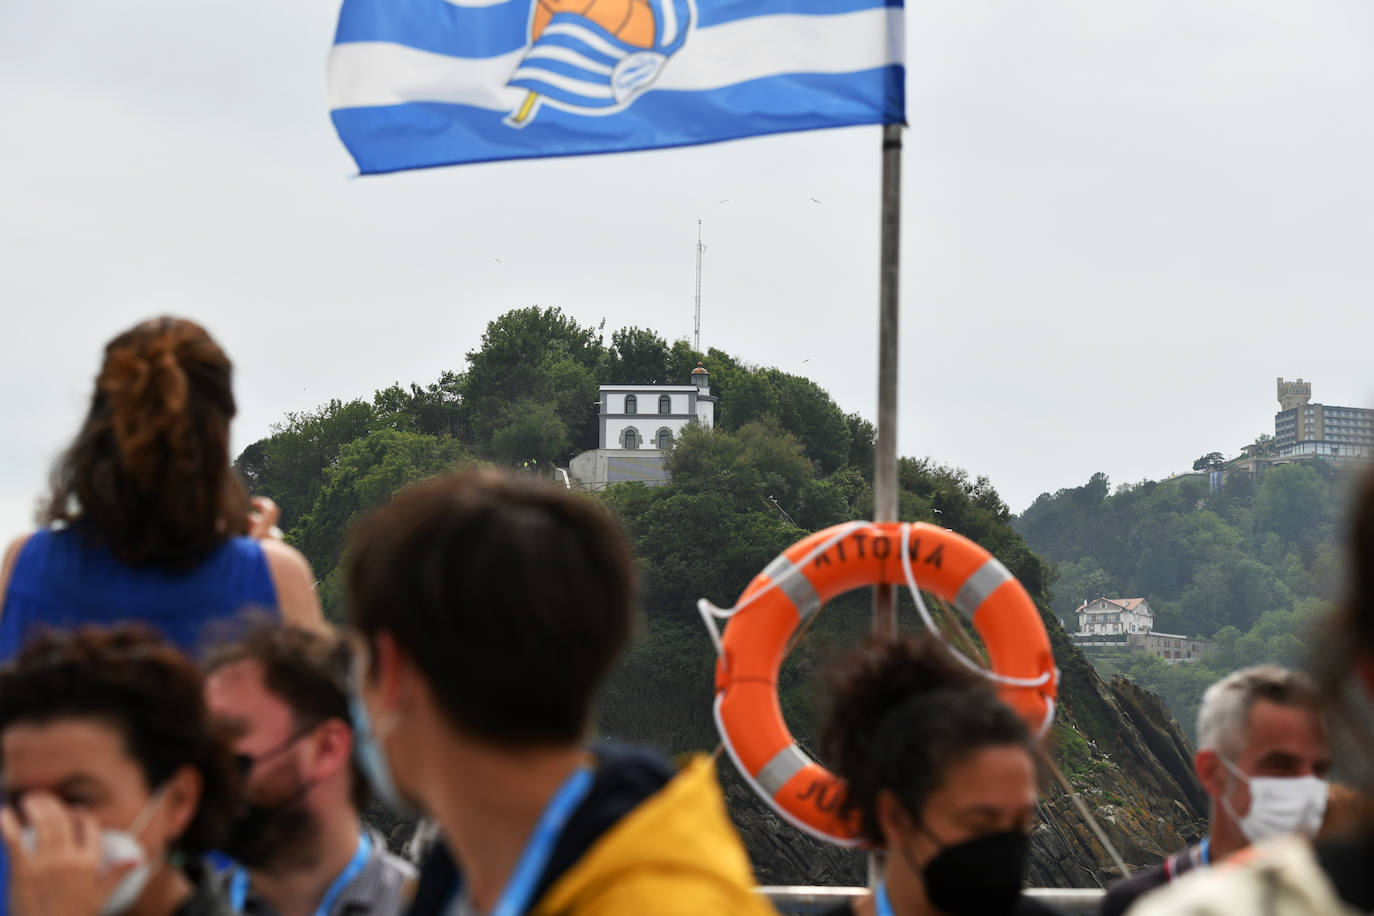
[1097, 664, 1331, 916]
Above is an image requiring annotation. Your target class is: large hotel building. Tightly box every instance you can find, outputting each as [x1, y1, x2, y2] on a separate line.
[1273, 378, 1374, 460]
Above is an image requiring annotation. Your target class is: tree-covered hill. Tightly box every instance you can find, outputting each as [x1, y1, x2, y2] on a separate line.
[235, 306, 884, 613]
[1014, 465, 1357, 739]
[1016, 467, 1348, 636]
[236, 306, 1208, 886]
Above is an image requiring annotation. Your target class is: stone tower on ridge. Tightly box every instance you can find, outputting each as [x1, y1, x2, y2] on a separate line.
[1277, 377, 1312, 412]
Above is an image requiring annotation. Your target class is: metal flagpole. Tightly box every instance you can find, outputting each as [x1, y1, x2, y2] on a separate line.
[872, 122, 903, 641]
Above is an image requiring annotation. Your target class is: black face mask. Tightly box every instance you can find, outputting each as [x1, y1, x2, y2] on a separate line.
[225, 722, 324, 870]
[223, 779, 320, 871]
[902, 829, 1030, 916]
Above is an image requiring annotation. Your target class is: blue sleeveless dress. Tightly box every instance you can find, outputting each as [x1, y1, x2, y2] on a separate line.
[0, 527, 280, 661]
[0, 528, 280, 915]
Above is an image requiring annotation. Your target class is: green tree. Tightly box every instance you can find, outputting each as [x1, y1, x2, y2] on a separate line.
[487, 399, 571, 468]
[819, 466, 873, 522]
[1310, 543, 1344, 601]
[668, 420, 815, 510]
[1017, 463, 1348, 645]
[372, 374, 465, 439]
[766, 370, 852, 475]
[601, 327, 669, 385]
[1192, 452, 1225, 471]
[1015, 472, 1113, 564]
[236, 398, 379, 527]
[293, 428, 472, 591]
[1176, 562, 1230, 635]
[459, 307, 603, 446]
[1052, 558, 1112, 623]
[795, 477, 852, 531]
[664, 339, 707, 385]
[713, 371, 781, 430]
[1253, 464, 1333, 553]
[845, 413, 876, 481]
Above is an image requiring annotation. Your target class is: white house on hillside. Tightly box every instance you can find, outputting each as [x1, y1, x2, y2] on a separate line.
[1072, 597, 1214, 664]
[1075, 597, 1154, 636]
[568, 363, 717, 489]
[598, 365, 716, 451]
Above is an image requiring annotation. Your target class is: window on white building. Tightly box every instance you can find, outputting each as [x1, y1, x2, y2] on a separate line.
[623, 428, 639, 449]
[658, 395, 671, 414]
[625, 395, 638, 415]
[656, 428, 672, 450]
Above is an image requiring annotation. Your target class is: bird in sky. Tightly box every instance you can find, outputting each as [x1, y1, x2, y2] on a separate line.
[809, 197, 822, 204]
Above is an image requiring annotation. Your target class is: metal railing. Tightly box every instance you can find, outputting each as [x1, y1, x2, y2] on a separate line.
[1071, 633, 1129, 644]
[758, 886, 1104, 915]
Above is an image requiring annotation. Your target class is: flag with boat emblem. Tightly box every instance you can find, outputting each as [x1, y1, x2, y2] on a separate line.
[328, 0, 904, 173]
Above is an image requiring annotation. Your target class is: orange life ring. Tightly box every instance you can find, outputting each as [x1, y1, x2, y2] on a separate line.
[702, 521, 1057, 846]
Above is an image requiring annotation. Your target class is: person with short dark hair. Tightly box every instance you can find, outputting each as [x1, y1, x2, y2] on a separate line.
[1097, 665, 1331, 916]
[344, 470, 774, 916]
[0, 625, 240, 916]
[0, 316, 324, 660]
[203, 624, 414, 916]
[816, 634, 1059, 916]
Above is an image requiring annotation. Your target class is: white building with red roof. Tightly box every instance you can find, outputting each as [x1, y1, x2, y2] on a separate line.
[1075, 597, 1154, 637]
[1073, 597, 1214, 663]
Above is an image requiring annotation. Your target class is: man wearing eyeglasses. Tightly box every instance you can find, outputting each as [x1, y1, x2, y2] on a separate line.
[204, 624, 415, 916]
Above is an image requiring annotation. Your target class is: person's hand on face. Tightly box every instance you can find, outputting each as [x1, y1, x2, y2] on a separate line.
[247, 497, 283, 540]
[0, 793, 138, 916]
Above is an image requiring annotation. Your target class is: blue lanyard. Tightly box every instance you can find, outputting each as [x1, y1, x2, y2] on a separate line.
[874, 881, 895, 916]
[454, 764, 595, 916]
[229, 831, 372, 916]
[1198, 837, 1211, 867]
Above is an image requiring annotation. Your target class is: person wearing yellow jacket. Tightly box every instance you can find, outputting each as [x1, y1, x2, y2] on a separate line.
[341, 470, 776, 916]
[407, 750, 775, 916]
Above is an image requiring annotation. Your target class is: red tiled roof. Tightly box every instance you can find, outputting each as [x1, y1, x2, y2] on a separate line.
[1074, 597, 1151, 613]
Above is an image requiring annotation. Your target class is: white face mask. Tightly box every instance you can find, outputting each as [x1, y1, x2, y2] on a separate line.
[20, 787, 166, 916]
[1218, 754, 1328, 843]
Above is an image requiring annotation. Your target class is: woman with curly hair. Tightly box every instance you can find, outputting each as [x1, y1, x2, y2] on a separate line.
[818, 633, 1060, 916]
[0, 316, 323, 657]
[0, 625, 242, 915]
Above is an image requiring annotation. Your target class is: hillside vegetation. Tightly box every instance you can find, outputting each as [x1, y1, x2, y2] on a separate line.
[237, 306, 1208, 884]
[237, 306, 1046, 747]
[1015, 466, 1355, 738]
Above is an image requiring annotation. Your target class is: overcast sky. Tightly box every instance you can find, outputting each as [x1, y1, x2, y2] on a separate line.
[3, 0, 1372, 541]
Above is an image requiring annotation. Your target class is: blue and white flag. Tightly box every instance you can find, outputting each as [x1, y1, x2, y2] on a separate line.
[328, 0, 904, 173]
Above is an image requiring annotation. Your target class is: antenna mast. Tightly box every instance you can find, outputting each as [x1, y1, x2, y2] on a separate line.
[693, 220, 703, 352]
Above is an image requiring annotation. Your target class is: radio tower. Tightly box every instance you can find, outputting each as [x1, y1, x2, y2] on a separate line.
[693, 220, 704, 352]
